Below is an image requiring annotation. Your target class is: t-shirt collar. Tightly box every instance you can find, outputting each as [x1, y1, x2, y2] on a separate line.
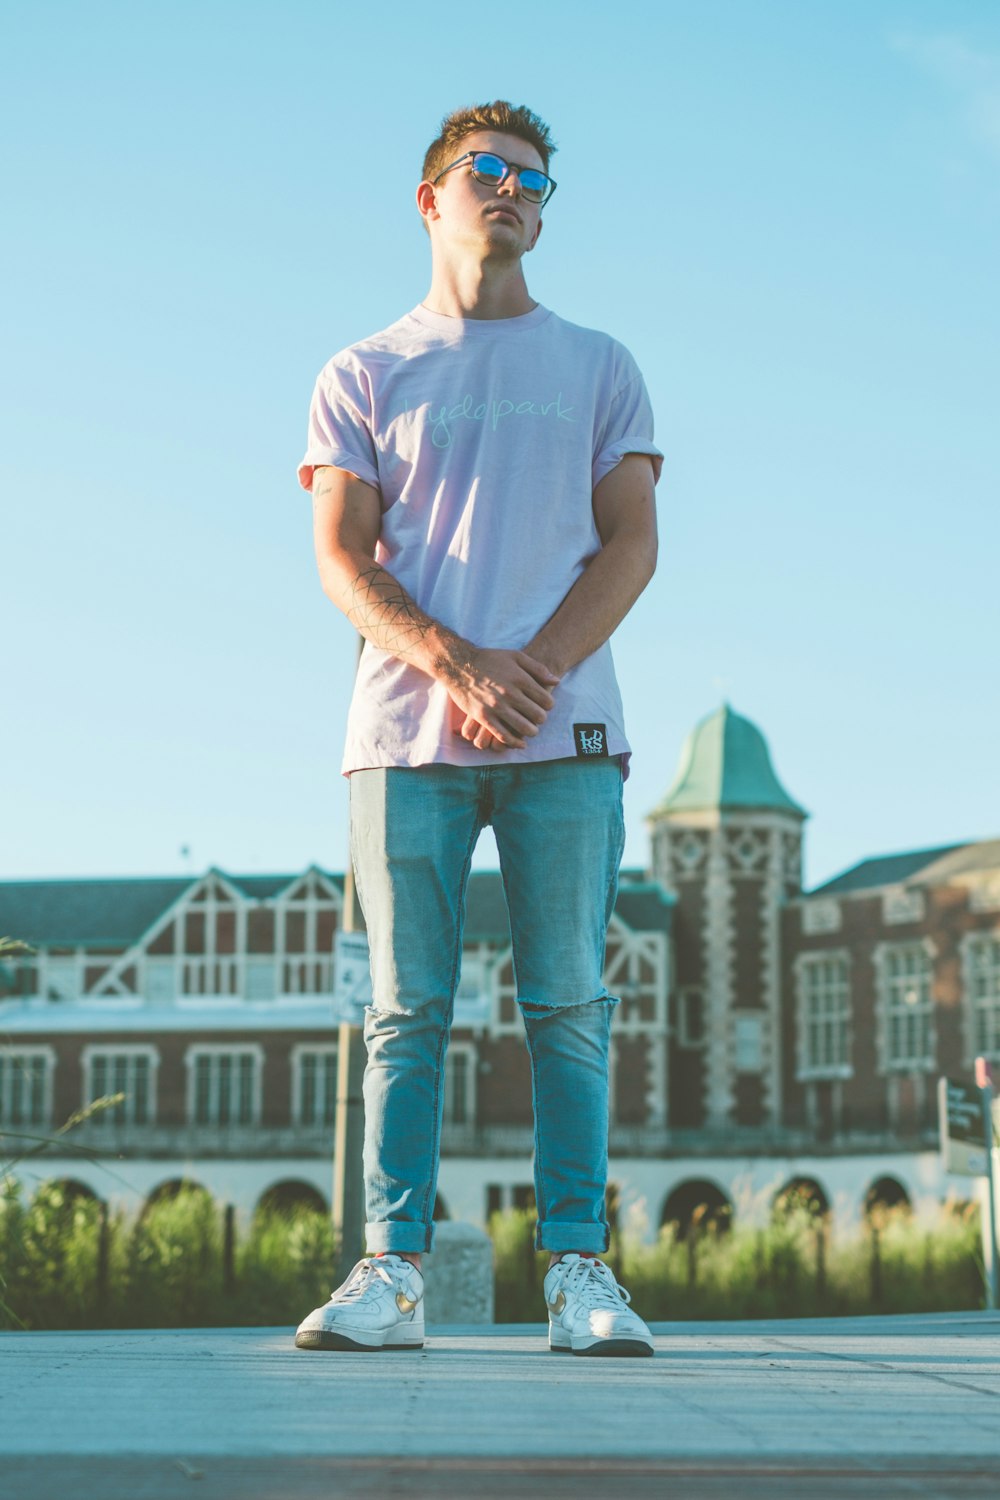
[408, 303, 551, 336]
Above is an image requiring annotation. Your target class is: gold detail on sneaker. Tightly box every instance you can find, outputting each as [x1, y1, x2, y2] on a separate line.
[396, 1291, 418, 1314]
[547, 1291, 566, 1314]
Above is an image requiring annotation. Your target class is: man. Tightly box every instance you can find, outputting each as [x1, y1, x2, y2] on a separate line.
[295, 101, 661, 1357]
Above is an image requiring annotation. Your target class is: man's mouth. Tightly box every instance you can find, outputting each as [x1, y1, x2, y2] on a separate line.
[486, 206, 522, 225]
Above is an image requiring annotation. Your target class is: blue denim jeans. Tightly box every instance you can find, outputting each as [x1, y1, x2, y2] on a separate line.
[349, 756, 625, 1255]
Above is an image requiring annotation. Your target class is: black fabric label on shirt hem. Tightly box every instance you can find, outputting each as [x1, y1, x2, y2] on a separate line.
[573, 723, 609, 757]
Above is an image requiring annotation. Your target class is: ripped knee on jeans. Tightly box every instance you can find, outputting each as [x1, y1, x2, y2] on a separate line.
[518, 993, 618, 1021]
[365, 1001, 417, 1020]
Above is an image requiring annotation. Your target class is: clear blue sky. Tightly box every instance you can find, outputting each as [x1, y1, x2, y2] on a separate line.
[2, 0, 998, 891]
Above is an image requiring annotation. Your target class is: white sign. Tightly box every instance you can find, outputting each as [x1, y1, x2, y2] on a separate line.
[332, 931, 372, 1025]
[939, 1077, 990, 1177]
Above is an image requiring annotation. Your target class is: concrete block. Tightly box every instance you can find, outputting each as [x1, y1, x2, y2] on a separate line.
[422, 1220, 494, 1324]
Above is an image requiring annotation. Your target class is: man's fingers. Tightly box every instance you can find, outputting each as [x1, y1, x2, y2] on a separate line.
[484, 710, 528, 748]
[516, 677, 556, 713]
[514, 651, 561, 687]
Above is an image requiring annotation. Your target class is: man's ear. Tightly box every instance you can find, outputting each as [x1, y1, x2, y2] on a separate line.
[416, 180, 439, 227]
[526, 216, 543, 253]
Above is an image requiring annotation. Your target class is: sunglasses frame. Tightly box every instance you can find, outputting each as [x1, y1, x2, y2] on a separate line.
[432, 150, 558, 207]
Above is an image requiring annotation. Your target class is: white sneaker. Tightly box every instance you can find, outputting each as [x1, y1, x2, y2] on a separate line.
[544, 1253, 654, 1357]
[294, 1254, 425, 1352]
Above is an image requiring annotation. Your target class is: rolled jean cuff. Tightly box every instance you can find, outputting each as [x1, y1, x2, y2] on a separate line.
[535, 1219, 610, 1254]
[365, 1221, 436, 1254]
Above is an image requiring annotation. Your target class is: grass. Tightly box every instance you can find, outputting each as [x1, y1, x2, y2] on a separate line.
[0, 1180, 987, 1330]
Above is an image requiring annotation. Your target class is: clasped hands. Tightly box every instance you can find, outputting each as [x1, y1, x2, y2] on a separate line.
[447, 647, 561, 753]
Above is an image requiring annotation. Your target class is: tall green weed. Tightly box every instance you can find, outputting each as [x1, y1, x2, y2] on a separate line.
[0, 1181, 986, 1329]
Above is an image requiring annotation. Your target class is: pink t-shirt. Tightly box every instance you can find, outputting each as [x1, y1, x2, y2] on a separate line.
[298, 304, 662, 774]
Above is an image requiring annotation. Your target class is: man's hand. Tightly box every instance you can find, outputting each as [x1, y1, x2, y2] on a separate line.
[447, 649, 559, 751]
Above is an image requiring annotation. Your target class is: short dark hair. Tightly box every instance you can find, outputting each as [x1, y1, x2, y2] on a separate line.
[422, 100, 557, 184]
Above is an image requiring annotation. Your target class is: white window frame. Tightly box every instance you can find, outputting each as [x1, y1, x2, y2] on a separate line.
[443, 1042, 477, 1127]
[144, 955, 178, 1004]
[41, 952, 81, 1002]
[0, 1046, 56, 1127]
[795, 950, 853, 1080]
[602, 922, 668, 1035]
[875, 939, 936, 1073]
[453, 948, 494, 1028]
[802, 900, 841, 936]
[185, 1044, 264, 1126]
[290, 1043, 339, 1127]
[81, 1044, 159, 1127]
[961, 931, 1000, 1063]
[177, 877, 245, 1001]
[275, 874, 341, 999]
[882, 887, 925, 926]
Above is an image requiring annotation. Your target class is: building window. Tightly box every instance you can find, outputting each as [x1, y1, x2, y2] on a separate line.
[967, 935, 1000, 1058]
[802, 900, 841, 935]
[187, 1048, 262, 1126]
[181, 958, 240, 1000]
[44, 954, 80, 1001]
[144, 957, 177, 1003]
[797, 954, 851, 1076]
[733, 1014, 764, 1072]
[0, 1049, 53, 1127]
[883, 888, 925, 925]
[675, 987, 705, 1047]
[454, 952, 493, 1027]
[293, 1046, 338, 1127]
[84, 1048, 156, 1127]
[880, 943, 934, 1070]
[969, 880, 1000, 915]
[444, 1044, 476, 1126]
[277, 874, 339, 996]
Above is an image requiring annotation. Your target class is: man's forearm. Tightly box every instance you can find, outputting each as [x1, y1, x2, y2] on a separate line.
[320, 548, 471, 683]
[525, 531, 657, 677]
[317, 547, 560, 747]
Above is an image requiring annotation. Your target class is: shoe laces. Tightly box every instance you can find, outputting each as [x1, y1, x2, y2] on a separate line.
[331, 1256, 405, 1304]
[555, 1256, 631, 1310]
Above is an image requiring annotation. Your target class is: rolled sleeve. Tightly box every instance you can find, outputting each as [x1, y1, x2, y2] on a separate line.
[297, 364, 381, 493]
[592, 373, 663, 491]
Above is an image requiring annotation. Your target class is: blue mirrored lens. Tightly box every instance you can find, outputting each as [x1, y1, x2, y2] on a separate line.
[518, 171, 548, 201]
[472, 153, 507, 184]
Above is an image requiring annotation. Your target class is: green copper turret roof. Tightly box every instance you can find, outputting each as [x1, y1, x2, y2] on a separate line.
[651, 704, 807, 819]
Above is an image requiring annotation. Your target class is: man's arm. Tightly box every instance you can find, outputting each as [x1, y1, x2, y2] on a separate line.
[310, 465, 559, 749]
[458, 454, 658, 751]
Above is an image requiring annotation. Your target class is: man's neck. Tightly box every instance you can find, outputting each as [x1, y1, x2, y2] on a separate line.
[422, 256, 536, 321]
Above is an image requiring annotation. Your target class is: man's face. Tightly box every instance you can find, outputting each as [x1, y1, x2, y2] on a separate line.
[420, 130, 546, 258]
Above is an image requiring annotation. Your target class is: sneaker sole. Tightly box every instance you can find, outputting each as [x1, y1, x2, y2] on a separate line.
[550, 1338, 654, 1358]
[294, 1330, 424, 1352]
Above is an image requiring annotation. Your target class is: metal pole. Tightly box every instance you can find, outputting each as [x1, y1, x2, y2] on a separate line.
[975, 1056, 998, 1311]
[332, 634, 367, 1278]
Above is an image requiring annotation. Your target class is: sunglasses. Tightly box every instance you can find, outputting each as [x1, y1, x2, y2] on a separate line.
[432, 150, 557, 207]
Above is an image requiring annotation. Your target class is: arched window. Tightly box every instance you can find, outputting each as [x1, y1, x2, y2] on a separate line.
[661, 1179, 732, 1238]
[256, 1180, 328, 1219]
[864, 1176, 911, 1217]
[773, 1176, 829, 1218]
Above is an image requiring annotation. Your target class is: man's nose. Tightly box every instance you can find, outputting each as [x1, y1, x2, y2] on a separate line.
[498, 166, 522, 197]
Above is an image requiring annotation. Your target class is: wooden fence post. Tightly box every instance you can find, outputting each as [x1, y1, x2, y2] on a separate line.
[223, 1204, 237, 1298]
[815, 1220, 827, 1304]
[96, 1200, 109, 1323]
[870, 1220, 882, 1308]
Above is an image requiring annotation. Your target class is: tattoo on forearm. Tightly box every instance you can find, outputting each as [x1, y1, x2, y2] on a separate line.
[346, 565, 463, 669]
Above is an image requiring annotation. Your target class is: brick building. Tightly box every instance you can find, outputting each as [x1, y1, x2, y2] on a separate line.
[2, 704, 998, 1235]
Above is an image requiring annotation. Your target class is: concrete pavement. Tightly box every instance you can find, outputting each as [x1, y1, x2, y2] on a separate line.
[1, 1312, 999, 1498]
